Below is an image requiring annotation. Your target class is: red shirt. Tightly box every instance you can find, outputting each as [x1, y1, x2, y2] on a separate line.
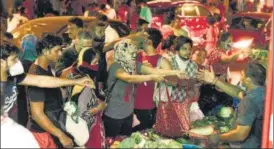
[134, 53, 161, 110]
[129, 12, 139, 31]
[118, 5, 129, 24]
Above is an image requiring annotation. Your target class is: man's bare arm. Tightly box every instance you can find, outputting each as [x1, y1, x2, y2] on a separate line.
[19, 74, 95, 89]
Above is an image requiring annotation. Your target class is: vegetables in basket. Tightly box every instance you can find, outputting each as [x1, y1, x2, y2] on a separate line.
[189, 126, 214, 136]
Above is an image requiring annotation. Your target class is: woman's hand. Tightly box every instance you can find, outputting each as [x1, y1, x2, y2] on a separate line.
[197, 66, 216, 84]
[76, 77, 96, 89]
[58, 132, 74, 148]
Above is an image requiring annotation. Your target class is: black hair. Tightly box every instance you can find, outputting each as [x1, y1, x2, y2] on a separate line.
[207, 15, 216, 25]
[127, 0, 134, 6]
[81, 48, 97, 64]
[139, 0, 148, 4]
[165, 11, 175, 25]
[0, 44, 20, 60]
[217, 32, 232, 45]
[68, 17, 84, 28]
[138, 18, 149, 26]
[97, 14, 108, 23]
[245, 63, 266, 86]
[76, 48, 98, 79]
[18, 6, 25, 14]
[107, 0, 113, 6]
[174, 36, 193, 51]
[36, 34, 63, 56]
[77, 30, 93, 40]
[100, 4, 106, 10]
[145, 28, 163, 49]
[52, 10, 60, 16]
[213, 13, 221, 22]
[219, 32, 232, 41]
[161, 35, 176, 50]
[4, 32, 14, 40]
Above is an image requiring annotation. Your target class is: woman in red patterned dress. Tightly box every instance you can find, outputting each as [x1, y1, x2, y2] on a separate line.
[206, 32, 250, 76]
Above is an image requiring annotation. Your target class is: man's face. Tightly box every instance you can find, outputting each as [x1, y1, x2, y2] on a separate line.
[178, 43, 192, 60]
[75, 39, 93, 53]
[142, 38, 152, 51]
[67, 24, 79, 39]
[94, 25, 106, 40]
[45, 46, 62, 63]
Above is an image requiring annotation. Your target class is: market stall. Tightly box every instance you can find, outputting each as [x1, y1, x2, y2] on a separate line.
[105, 37, 271, 149]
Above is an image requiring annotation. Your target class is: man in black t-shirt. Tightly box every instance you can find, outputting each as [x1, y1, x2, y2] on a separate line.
[0, 44, 95, 122]
[0, 42, 95, 148]
[27, 34, 73, 148]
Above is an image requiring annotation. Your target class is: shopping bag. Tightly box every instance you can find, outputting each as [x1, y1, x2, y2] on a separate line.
[153, 82, 173, 106]
[153, 56, 173, 106]
[154, 84, 191, 137]
[64, 101, 90, 146]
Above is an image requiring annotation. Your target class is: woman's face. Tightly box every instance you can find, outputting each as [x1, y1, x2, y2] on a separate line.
[221, 36, 233, 50]
[178, 43, 192, 60]
[192, 50, 206, 65]
[126, 46, 137, 62]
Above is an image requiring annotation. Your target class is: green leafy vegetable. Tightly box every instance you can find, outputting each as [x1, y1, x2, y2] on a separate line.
[120, 138, 136, 148]
[176, 138, 192, 144]
[220, 126, 230, 133]
[218, 107, 234, 118]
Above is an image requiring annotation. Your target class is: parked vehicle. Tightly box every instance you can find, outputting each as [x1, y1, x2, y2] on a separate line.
[147, 0, 214, 44]
[228, 12, 272, 49]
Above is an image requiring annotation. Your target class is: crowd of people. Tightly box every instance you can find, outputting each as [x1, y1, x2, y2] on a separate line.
[0, 0, 268, 148]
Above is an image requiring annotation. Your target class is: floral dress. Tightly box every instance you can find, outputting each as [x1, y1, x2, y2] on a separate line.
[206, 48, 228, 75]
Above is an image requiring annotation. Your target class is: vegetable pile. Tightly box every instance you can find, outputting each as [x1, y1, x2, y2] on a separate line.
[118, 131, 183, 148]
[191, 107, 235, 133]
[250, 49, 268, 69]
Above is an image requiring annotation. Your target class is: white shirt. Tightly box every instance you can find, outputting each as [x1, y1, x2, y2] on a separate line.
[174, 55, 190, 71]
[1, 116, 40, 148]
[105, 5, 117, 20]
[105, 25, 119, 43]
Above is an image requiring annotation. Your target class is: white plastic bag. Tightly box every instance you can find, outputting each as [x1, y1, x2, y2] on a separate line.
[64, 101, 90, 146]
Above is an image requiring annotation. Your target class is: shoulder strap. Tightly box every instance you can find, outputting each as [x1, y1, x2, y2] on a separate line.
[108, 78, 118, 94]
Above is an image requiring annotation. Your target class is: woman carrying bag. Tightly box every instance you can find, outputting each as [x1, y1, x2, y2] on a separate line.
[68, 47, 107, 148]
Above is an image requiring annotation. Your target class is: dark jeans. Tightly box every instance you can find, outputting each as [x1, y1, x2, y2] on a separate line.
[103, 114, 133, 138]
[133, 108, 157, 132]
